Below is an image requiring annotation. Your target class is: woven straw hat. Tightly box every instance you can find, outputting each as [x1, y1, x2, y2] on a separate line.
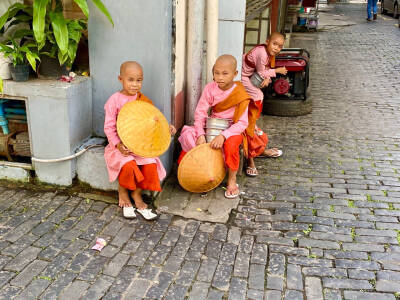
[117, 101, 170, 158]
[178, 143, 226, 193]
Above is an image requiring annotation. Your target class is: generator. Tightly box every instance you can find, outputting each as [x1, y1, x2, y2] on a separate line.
[263, 48, 310, 101]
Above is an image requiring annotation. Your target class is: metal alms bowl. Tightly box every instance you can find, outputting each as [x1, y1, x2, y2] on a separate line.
[206, 117, 230, 130]
[250, 72, 264, 88]
[205, 117, 230, 143]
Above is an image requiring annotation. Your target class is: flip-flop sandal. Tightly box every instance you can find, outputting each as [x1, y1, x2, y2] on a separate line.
[259, 149, 283, 158]
[136, 208, 158, 220]
[246, 167, 258, 177]
[123, 206, 136, 219]
[224, 184, 240, 199]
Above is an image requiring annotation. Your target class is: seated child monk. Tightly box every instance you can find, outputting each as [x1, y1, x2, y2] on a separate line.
[178, 55, 250, 198]
[241, 32, 286, 177]
[104, 61, 176, 220]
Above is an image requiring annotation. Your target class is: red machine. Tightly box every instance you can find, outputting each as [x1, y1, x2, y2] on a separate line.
[263, 48, 310, 101]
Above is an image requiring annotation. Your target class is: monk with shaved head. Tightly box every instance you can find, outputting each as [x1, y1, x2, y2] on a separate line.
[241, 32, 285, 177]
[104, 61, 176, 220]
[178, 54, 251, 198]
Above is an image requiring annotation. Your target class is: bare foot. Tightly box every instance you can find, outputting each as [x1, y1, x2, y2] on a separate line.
[247, 157, 256, 169]
[262, 148, 282, 158]
[225, 183, 239, 197]
[118, 185, 132, 207]
[131, 188, 148, 210]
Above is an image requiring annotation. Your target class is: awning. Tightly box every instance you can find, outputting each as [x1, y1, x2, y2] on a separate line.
[246, 0, 273, 22]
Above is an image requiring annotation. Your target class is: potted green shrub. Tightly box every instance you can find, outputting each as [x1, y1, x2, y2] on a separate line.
[0, 36, 40, 82]
[0, 0, 113, 77]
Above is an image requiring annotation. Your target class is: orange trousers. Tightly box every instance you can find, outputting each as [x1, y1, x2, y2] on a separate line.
[178, 135, 243, 171]
[247, 100, 269, 158]
[118, 161, 161, 191]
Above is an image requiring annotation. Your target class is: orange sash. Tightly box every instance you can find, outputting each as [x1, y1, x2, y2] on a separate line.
[136, 92, 153, 105]
[212, 82, 252, 157]
[212, 81, 251, 123]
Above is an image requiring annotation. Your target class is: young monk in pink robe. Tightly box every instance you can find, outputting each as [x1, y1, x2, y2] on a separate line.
[104, 61, 176, 220]
[241, 32, 287, 177]
[178, 55, 250, 198]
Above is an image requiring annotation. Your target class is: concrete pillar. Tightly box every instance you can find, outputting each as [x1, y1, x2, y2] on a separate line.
[218, 0, 246, 78]
[186, 0, 205, 124]
[173, 0, 187, 129]
[206, 0, 219, 83]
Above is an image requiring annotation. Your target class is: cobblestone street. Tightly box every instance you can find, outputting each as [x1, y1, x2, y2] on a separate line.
[0, 3, 399, 300]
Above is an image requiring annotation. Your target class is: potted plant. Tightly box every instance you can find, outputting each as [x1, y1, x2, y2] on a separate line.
[0, 0, 113, 77]
[0, 36, 40, 82]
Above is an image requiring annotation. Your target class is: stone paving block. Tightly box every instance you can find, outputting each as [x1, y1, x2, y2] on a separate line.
[265, 290, 282, 300]
[335, 259, 380, 270]
[197, 257, 218, 282]
[175, 260, 200, 286]
[0, 284, 21, 300]
[188, 281, 209, 300]
[124, 278, 151, 299]
[233, 252, 250, 278]
[344, 291, 396, 300]
[164, 284, 189, 300]
[106, 266, 138, 295]
[145, 271, 174, 299]
[284, 289, 303, 300]
[287, 264, 303, 290]
[228, 277, 247, 300]
[250, 243, 268, 265]
[13, 278, 51, 300]
[10, 259, 48, 287]
[322, 278, 372, 289]
[103, 253, 130, 277]
[207, 288, 225, 300]
[247, 289, 264, 300]
[39, 271, 77, 300]
[58, 280, 90, 300]
[212, 263, 232, 291]
[323, 289, 342, 300]
[4, 246, 41, 272]
[288, 256, 332, 268]
[376, 280, 400, 293]
[305, 277, 323, 300]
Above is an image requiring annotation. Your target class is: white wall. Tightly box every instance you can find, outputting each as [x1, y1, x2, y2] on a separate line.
[218, 0, 246, 79]
[88, 0, 174, 172]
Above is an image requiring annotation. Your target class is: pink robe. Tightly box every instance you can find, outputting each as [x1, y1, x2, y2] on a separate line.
[104, 92, 166, 183]
[178, 82, 249, 152]
[241, 45, 276, 102]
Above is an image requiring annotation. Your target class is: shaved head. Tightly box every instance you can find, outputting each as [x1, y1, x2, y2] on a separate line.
[268, 32, 285, 42]
[120, 61, 143, 76]
[214, 54, 237, 71]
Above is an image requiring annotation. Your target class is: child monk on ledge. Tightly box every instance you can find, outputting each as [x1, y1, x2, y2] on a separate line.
[178, 55, 251, 198]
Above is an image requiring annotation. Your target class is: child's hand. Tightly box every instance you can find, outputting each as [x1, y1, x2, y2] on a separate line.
[210, 134, 225, 149]
[117, 142, 130, 156]
[260, 77, 272, 88]
[170, 125, 177, 136]
[196, 135, 206, 146]
[276, 67, 287, 75]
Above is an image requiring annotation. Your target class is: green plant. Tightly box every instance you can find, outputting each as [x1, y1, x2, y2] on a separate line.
[0, 0, 113, 68]
[0, 37, 40, 68]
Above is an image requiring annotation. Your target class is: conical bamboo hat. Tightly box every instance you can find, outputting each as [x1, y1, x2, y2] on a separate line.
[117, 101, 170, 158]
[178, 143, 226, 193]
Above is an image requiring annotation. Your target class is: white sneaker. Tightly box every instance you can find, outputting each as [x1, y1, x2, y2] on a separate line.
[136, 208, 158, 220]
[123, 206, 136, 219]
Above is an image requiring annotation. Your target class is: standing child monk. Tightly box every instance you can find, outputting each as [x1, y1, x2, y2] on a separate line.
[104, 61, 176, 220]
[241, 32, 287, 177]
[178, 55, 250, 198]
